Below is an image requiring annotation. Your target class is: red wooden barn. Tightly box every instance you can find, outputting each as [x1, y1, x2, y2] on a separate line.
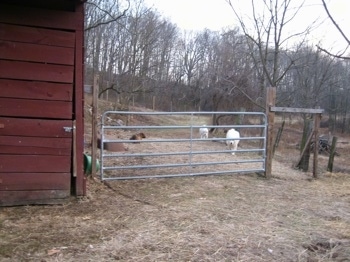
[0, 0, 86, 206]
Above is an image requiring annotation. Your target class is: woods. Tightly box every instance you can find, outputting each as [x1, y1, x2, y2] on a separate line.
[84, 0, 350, 133]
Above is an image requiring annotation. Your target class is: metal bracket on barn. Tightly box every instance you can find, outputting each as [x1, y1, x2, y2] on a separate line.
[99, 111, 267, 181]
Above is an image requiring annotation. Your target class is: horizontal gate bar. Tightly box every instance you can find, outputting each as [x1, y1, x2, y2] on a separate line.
[102, 168, 266, 181]
[103, 125, 266, 129]
[102, 148, 265, 158]
[103, 111, 266, 115]
[102, 158, 264, 170]
[103, 136, 265, 143]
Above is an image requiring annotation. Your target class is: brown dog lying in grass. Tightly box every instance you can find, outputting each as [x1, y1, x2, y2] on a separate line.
[129, 132, 146, 142]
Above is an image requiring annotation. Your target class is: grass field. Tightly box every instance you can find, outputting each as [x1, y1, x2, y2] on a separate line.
[1, 100, 349, 261]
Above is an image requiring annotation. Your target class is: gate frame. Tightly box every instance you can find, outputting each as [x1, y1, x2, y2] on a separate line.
[99, 111, 268, 181]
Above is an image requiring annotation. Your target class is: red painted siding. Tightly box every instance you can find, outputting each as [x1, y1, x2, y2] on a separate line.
[0, 24, 76, 47]
[0, 4, 80, 30]
[0, 173, 71, 191]
[0, 60, 74, 83]
[0, 41, 74, 65]
[0, 117, 73, 137]
[0, 155, 71, 173]
[0, 190, 71, 206]
[0, 79, 73, 101]
[0, 136, 71, 155]
[0, 0, 85, 206]
[0, 98, 72, 119]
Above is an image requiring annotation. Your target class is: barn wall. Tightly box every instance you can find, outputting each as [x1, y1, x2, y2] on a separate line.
[0, 1, 85, 206]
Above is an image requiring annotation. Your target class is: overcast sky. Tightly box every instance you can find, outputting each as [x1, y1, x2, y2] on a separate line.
[143, 0, 350, 53]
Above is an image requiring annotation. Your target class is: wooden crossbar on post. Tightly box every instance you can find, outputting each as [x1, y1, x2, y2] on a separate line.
[270, 107, 324, 114]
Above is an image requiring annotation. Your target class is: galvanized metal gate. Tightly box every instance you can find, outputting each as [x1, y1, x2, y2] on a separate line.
[99, 111, 267, 181]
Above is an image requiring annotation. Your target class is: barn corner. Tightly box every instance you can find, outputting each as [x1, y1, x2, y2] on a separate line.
[0, 0, 86, 206]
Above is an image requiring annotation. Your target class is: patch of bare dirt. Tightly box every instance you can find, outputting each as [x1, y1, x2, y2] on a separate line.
[1, 101, 349, 262]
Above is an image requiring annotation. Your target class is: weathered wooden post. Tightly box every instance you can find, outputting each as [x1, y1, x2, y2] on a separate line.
[298, 117, 313, 172]
[265, 87, 276, 179]
[327, 136, 338, 172]
[273, 120, 285, 155]
[313, 113, 321, 178]
[295, 130, 314, 170]
[91, 74, 99, 177]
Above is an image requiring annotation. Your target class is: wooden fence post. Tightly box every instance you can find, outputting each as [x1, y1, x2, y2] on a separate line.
[313, 113, 321, 178]
[265, 87, 276, 179]
[91, 74, 99, 177]
[273, 120, 285, 155]
[327, 136, 338, 172]
[298, 118, 313, 172]
[295, 129, 314, 170]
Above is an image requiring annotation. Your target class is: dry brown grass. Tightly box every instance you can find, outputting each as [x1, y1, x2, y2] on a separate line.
[1, 101, 350, 261]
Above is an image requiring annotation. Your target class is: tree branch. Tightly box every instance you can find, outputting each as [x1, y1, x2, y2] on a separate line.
[85, 1, 130, 31]
[321, 0, 350, 46]
[318, 0, 350, 59]
[316, 45, 350, 60]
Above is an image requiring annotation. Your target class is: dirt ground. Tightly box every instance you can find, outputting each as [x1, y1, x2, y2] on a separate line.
[1, 106, 350, 262]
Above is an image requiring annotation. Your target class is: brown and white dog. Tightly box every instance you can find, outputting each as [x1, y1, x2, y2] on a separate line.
[129, 132, 146, 142]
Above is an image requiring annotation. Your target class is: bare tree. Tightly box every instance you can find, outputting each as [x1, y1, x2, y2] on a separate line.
[83, 0, 350, 123]
[85, 0, 129, 31]
[179, 32, 207, 85]
[226, 0, 315, 107]
[84, 0, 130, 85]
[288, 45, 336, 109]
[318, 0, 350, 59]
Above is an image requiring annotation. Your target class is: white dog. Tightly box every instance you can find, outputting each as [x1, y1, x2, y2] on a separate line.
[199, 125, 209, 139]
[226, 128, 240, 155]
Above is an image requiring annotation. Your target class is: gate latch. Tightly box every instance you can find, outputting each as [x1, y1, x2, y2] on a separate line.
[63, 126, 74, 132]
